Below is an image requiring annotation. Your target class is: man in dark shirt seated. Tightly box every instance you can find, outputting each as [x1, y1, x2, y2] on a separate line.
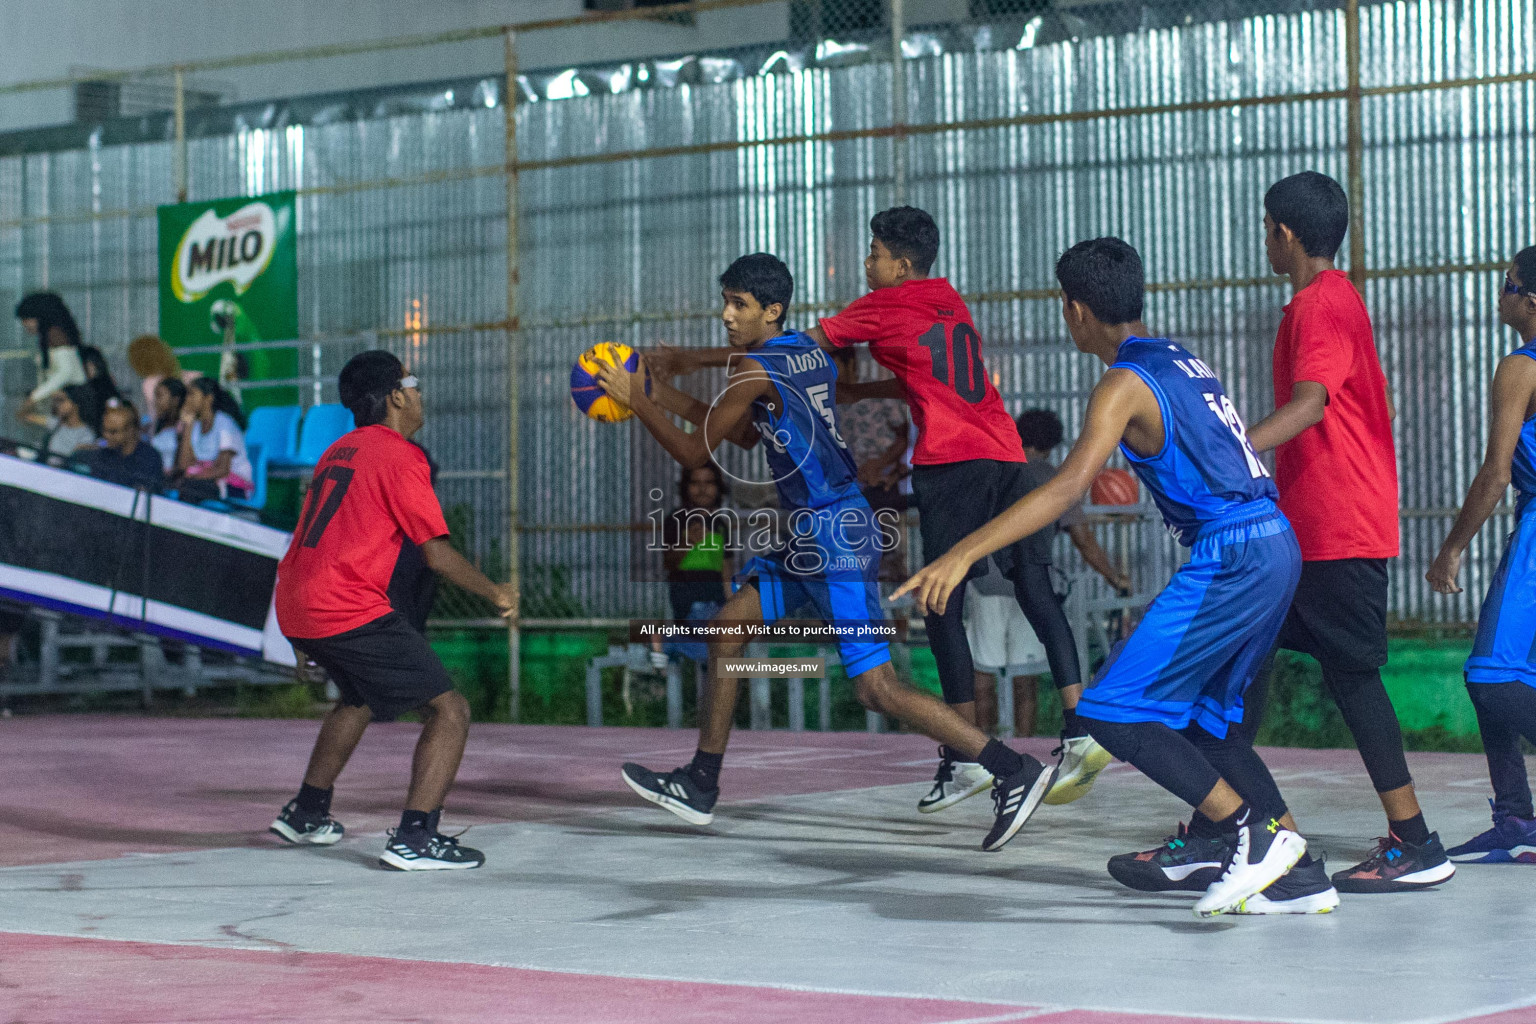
[88, 400, 163, 492]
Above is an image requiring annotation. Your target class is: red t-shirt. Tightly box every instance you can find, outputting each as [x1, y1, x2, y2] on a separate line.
[819, 278, 1025, 466]
[276, 425, 449, 639]
[1272, 269, 1399, 561]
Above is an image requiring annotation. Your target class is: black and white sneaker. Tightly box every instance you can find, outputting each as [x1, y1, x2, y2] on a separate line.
[379, 829, 485, 871]
[1232, 855, 1341, 915]
[1194, 812, 1306, 918]
[1107, 823, 1232, 892]
[621, 762, 718, 826]
[981, 758, 1056, 852]
[269, 800, 344, 846]
[917, 746, 994, 814]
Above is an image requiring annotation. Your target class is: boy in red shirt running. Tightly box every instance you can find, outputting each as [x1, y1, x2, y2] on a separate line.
[1241, 172, 1453, 893]
[652, 208, 1104, 810]
[269, 351, 515, 871]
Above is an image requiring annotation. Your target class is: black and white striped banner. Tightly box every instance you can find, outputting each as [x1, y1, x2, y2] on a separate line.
[0, 453, 295, 666]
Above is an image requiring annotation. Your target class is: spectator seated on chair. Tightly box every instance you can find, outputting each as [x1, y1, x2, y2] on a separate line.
[14, 384, 98, 462]
[172, 377, 252, 504]
[87, 399, 163, 492]
[148, 378, 187, 473]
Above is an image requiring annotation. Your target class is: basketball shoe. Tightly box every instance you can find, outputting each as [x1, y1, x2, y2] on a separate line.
[269, 800, 344, 846]
[379, 828, 485, 871]
[982, 759, 1056, 852]
[1194, 812, 1306, 918]
[621, 762, 718, 825]
[1446, 801, 1536, 863]
[1044, 733, 1113, 805]
[1231, 856, 1340, 914]
[917, 746, 994, 813]
[1331, 832, 1455, 892]
[1108, 823, 1231, 892]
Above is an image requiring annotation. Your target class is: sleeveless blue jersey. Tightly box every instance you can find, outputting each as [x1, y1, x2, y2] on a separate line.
[1113, 337, 1278, 545]
[1510, 345, 1536, 517]
[738, 331, 863, 511]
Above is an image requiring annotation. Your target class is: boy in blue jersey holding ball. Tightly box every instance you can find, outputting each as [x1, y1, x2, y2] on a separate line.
[595, 253, 1055, 851]
[896, 238, 1326, 917]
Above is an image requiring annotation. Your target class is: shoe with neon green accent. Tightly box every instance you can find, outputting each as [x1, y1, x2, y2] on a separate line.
[1044, 734, 1112, 805]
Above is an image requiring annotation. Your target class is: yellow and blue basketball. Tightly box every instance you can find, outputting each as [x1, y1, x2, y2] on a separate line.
[570, 342, 649, 422]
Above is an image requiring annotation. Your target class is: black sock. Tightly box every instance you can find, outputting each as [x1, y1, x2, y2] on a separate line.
[1061, 705, 1085, 738]
[977, 739, 1026, 780]
[426, 808, 442, 835]
[1295, 852, 1315, 867]
[398, 809, 432, 838]
[295, 783, 332, 817]
[1211, 801, 1254, 837]
[1390, 812, 1430, 846]
[1187, 810, 1222, 839]
[688, 749, 723, 791]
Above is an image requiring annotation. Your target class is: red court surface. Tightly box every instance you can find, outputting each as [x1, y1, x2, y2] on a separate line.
[0, 716, 1530, 1024]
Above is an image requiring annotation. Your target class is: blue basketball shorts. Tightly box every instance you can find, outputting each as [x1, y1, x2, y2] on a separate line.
[736, 496, 891, 679]
[1078, 503, 1301, 738]
[1466, 511, 1536, 690]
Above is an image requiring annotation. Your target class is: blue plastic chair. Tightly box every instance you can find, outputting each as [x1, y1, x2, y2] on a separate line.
[245, 406, 302, 466]
[291, 404, 355, 467]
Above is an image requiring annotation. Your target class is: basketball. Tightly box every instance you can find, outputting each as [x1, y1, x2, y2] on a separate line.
[1090, 467, 1139, 506]
[570, 342, 650, 423]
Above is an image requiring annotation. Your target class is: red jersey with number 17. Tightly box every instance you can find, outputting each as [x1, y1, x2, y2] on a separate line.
[818, 278, 1025, 465]
[276, 424, 449, 639]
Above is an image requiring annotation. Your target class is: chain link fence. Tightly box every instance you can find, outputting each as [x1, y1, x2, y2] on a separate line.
[1, 0, 1533, 691]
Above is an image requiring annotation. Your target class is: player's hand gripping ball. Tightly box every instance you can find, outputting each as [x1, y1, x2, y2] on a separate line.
[570, 342, 651, 422]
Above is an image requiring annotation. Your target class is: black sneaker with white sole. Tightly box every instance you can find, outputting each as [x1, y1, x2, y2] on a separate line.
[269, 799, 344, 846]
[621, 762, 718, 826]
[1232, 855, 1340, 914]
[379, 829, 485, 871]
[1107, 823, 1232, 892]
[1331, 831, 1455, 893]
[981, 758, 1056, 852]
[1193, 813, 1306, 918]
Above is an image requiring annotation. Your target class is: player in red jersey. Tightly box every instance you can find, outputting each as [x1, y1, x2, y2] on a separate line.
[268, 351, 515, 871]
[649, 208, 1104, 811]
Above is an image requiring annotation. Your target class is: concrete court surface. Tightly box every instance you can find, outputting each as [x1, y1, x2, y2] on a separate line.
[0, 717, 1531, 1024]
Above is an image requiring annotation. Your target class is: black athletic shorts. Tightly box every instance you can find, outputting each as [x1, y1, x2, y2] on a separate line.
[910, 459, 1047, 582]
[288, 612, 455, 721]
[1276, 557, 1389, 671]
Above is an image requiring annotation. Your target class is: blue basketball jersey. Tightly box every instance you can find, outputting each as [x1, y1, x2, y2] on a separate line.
[738, 331, 863, 511]
[1113, 337, 1278, 545]
[1510, 345, 1536, 517]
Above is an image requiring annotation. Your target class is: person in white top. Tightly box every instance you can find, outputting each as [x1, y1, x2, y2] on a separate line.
[14, 293, 87, 410]
[173, 377, 252, 502]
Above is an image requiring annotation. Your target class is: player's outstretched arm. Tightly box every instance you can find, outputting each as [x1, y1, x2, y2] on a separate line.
[1068, 521, 1131, 593]
[421, 537, 517, 617]
[1245, 380, 1327, 454]
[892, 369, 1148, 615]
[835, 377, 906, 404]
[596, 354, 765, 469]
[1427, 353, 1536, 594]
[645, 374, 713, 427]
[641, 344, 733, 378]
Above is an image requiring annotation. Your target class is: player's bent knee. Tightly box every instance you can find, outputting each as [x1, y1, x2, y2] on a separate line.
[1079, 715, 1141, 763]
[422, 689, 470, 727]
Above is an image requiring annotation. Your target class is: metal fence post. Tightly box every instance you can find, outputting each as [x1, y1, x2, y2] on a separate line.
[889, 0, 907, 204]
[1344, 0, 1365, 288]
[173, 67, 188, 203]
[504, 28, 523, 722]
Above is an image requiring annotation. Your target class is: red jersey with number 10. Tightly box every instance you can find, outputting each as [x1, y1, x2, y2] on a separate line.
[276, 424, 449, 639]
[818, 278, 1025, 465]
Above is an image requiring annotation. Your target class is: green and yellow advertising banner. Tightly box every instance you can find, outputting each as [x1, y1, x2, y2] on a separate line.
[157, 191, 298, 400]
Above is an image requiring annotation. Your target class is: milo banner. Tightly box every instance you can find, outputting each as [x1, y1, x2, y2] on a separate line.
[157, 191, 298, 392]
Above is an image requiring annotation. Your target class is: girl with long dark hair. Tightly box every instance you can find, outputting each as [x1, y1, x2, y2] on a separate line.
[173, 377, 252, 502]
[149, 378, 188, 472]
[14, 292, 86, 413]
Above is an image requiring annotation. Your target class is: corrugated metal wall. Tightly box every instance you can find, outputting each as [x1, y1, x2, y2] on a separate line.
[3, 0, 1532, 623]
